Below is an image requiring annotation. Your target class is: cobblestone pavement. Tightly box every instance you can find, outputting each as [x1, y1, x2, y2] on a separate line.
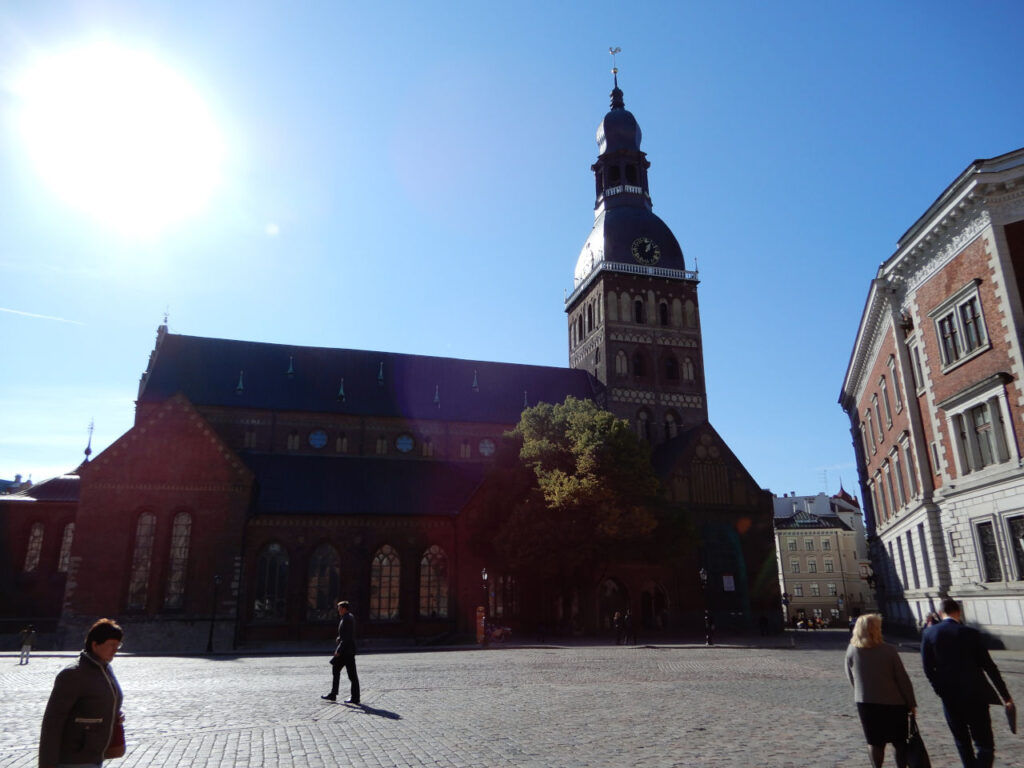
[3, 637, 1023, 768]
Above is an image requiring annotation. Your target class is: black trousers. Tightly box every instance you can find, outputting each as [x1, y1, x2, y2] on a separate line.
[942, 698, 994, 768]
[331, 654, 360, 702]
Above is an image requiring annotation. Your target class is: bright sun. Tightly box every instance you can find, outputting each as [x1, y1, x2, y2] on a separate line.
[16, 42, 224, 236]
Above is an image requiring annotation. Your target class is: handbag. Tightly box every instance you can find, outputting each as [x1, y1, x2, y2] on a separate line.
[104, 720, 126, 760]
[906, 713, 930, 768]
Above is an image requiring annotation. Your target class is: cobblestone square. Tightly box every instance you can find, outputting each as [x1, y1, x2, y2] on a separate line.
[4, 637, 1023, 768]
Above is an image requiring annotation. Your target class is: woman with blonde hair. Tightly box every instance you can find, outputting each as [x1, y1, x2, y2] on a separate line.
[845, 613, 917, 768]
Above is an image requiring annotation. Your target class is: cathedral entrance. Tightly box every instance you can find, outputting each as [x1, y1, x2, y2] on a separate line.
[598, 578, 629, 630]
[640, 582, 669, 631]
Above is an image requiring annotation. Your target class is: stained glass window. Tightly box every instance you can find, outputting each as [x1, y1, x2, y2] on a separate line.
[418, 545, 448, 619]
[307, 543, 340, 621]
[164, 513, 191, 609]
[370, 545, 400, 620]
[127, 513, 156, 609]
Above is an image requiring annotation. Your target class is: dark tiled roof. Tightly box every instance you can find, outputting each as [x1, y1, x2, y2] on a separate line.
[139, 331, 602, 423]
[242, 453, 488, 516]
[2, 474, 80, 503]
[774, 511, 851, 531]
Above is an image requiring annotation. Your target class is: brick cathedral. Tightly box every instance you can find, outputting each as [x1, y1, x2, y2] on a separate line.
[2, 75, 780, 651]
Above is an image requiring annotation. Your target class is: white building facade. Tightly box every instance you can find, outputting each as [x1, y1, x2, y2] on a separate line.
[840, 148, 1024, 647]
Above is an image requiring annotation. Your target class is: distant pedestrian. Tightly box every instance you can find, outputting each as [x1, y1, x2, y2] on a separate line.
[845, 613, 916, 768]
[19, 624, 36, 665]
[40, 618, 125, 768]
[323, 601, 360, 705]
[923, 612, 940, 630]
[623, 610, 636, 645]
[921, 597, 1014, 768]
[612, 611, 623, 645]
[703, 610, 714, 646]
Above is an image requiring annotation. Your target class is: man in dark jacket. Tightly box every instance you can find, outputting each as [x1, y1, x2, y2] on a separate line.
[921, 598, 1014, 768]
[40, 618, 124, 768]
[322, 601, 360, 704]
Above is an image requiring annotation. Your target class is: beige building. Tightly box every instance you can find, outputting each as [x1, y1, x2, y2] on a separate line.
[773, 490, 873, 625]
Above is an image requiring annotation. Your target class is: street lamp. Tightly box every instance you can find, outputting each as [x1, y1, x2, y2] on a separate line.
[206, 574, 222, 654]
[481, 568, 489, 647]
[699, 567, 713, 646]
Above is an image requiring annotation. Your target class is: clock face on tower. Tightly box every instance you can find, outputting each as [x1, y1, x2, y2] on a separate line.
[631, 236, 660, 265]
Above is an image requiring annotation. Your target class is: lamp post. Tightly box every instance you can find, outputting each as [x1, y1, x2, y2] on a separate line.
[699, 567, 713, 646]
[481, 568, 489, 648]
[206, 574, 222, 654]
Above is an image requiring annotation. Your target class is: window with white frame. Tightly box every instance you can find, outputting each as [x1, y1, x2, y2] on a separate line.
[787, 539, 797, 552]
[976, 520, 1003, 583]
[860, 424, 871, 460]
[887, 356, 903, 411]
[872, 395, 884, 440]
[810, 582, 820, 597]
[827, 582, 837, 597]
[1006, 515, 1024, 581]
[943, 384, 1012, 475]
[864, 409, 877, 452]
[804, 539, 814, 551]
[900, 436, 919, 498]
[793, 583, 803, 597]
[891, 449, 908, 508]
[880, 377, 893, 426]
[929, 280, 989, 368]
[821, 539, 831, 551]
[808, 559, 817, 573]
[883, 462, 898, 516]
[790, 560, 800, 574]
[824, 559, 834, 573]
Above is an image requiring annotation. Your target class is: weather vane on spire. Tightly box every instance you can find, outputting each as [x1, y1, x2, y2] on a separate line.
[609, 46, 621, 75]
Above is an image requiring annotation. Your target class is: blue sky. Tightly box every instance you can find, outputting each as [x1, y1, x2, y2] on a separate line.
[1, 1, 1022, 498]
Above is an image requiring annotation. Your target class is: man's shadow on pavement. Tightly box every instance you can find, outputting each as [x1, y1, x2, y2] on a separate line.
[350, 703, 400, 720]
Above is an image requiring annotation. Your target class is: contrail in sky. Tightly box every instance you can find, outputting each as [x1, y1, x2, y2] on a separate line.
[0, 307, 83, 325]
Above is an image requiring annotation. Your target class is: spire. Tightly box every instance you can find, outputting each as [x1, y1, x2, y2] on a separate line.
[609, 46, 624, 109]
[84, 419, 94, 463]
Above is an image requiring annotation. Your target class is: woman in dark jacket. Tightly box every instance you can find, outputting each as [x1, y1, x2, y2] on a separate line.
[40, 618, 124, 768]
[845, 613, 917, 768]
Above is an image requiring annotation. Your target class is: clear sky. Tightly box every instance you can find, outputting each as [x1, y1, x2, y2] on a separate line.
[1, 1, 1022, 499]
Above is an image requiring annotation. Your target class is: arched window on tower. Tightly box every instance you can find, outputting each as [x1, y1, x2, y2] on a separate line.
[253, 542, 289, 620]
[164, 511, 191, 610]
[615, 350, 628, 378]
[685, 300, 697, 328]
[577, 315, 584, 341]
[607, 165, 621, 184]
[659, 301, 669, 327]
[370, 545, 400, 620]
[307, 543, 340, 621]
[625, 164, 637, 185]
[586, 304, 594, 333]
[665, 411, 680, 440]
[682, 357, 696, 382]
[632, 351, 647, 379]
[636, 409, 652, 441]
[127, 512, 157, 610]
[665, 355, 679, 382]
[634, 299, 646, 324]
[419, 545, 449, 619]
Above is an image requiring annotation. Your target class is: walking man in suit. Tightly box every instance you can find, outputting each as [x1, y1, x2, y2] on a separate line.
[921, 597, 1014, 768]
[322, 601, 360, 705]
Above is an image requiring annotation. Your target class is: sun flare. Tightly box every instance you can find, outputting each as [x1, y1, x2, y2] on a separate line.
[16, 42, 224, 236]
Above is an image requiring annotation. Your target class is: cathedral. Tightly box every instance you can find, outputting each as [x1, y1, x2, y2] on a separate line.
[1, 75, 779, 652]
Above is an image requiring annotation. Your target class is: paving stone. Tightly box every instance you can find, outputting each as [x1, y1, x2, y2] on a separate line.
[3, 640, 1022, 767]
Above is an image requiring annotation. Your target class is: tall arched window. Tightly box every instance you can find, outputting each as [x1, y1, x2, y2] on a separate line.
[682, 357, 696, 382]
[370, 545, 400, 620]
[307, 543, 341, 621]
[58, 522, 74, 573]
[685, 300, 697, 328]
[633, 299, 645, 324]
[419, 545, 449, 618]
[164, 512, 192, 610]
[659, 301, 669, 326]
[665, 412, 679, 440]
[23, 522, 44, 572]
[615, 350, 628, 377]
[665, 355, 679, 381]
[632, 352, 647, 378]
[637, 409, 651, 441]
[127, 513, 157, 610]
[254, 542, 289, 620]
[586, 304, 594, 333]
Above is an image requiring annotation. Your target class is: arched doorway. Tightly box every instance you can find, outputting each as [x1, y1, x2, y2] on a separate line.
[597, 578, 629, 630]
[640, 582, 669, 630]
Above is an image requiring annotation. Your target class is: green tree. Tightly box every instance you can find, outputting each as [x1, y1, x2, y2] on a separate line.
[478, 397, 662, 586]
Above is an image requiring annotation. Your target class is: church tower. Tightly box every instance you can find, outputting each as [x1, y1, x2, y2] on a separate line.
[566, 72, 707, 442]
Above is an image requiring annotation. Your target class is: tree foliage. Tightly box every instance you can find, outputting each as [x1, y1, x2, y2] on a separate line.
[475, 397, 661, 583]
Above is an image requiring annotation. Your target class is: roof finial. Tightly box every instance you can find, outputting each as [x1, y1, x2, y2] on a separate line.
[434, 384, 441, 408]
[84, 418, 94, 462]
[162, 306, 169, 326]
[236, 370, 244, 394]
[472, 370, 480, 392]
[609, 46, 624, 109]
[337, 377, 346, 402]
[378, 361, 385, 386]
[287, 355, 295, 378]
